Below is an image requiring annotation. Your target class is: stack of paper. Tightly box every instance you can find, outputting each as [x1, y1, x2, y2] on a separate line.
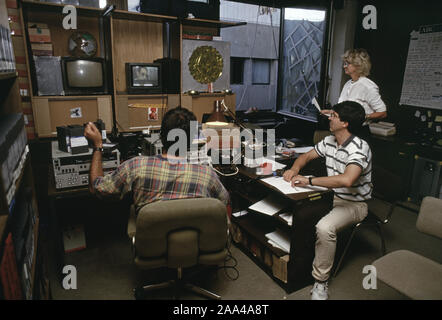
[232, 210, 248, 218]
[265, 229, 291, 253]
[248, 195, 285, 216]
[278, 213, 293, 226]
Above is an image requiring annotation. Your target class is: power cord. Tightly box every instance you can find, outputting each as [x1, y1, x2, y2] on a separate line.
[211, 164, 239, 176]
[217, 231, 239, 281]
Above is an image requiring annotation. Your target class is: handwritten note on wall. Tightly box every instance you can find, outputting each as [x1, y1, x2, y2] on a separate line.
[400, 24, 442, 110]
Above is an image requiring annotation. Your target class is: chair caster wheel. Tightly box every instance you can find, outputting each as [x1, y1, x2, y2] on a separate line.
[134, 287, 145, 300]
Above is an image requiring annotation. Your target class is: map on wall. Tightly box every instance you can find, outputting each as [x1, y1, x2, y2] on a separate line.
[400, 24, 442, 110]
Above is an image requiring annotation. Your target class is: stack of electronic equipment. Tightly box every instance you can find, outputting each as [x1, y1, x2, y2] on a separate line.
[0, 114, 29, 207]
[52, 120, 120, 189]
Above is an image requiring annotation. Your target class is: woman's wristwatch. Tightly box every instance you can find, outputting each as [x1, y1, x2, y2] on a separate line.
[309, 177, 313, 186]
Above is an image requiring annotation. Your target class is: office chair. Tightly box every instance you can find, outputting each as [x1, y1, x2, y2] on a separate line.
[332, 166, 402, 277]
[372, 196, 442, 299]
[127, 198, 228, 300]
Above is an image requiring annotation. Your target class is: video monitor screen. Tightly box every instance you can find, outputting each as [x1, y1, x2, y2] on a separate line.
[132, 65, 159, 87]
[66, 60, 103, 88]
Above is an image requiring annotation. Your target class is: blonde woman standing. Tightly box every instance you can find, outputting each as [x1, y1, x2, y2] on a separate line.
[322, 49, 387, 138]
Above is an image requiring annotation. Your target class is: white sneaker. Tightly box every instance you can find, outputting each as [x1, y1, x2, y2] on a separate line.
[311, 281, 329, 300]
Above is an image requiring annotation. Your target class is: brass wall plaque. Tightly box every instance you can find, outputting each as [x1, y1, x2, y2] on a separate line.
[188, 45, 223, 84]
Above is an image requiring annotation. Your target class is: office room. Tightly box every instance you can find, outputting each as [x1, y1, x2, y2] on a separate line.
[0, 0, 441, 305]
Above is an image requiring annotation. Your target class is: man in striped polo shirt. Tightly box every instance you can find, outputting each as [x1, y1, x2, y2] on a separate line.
[283, 100, 371, 300]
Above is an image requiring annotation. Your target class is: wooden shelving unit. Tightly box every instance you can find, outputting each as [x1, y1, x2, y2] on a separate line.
[18, 0, 246, 137]
[0, 0, 45, 300]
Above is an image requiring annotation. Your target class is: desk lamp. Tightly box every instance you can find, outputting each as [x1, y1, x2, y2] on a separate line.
[206, 99, 247, 130]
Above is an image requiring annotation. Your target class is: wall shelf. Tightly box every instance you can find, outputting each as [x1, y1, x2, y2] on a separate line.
[116, 93, 170, 98]
[0, 72, 18, 81]
[182, 17, 246, 29]
[21, 0, 104, 17]
[112, 9, 178, 23]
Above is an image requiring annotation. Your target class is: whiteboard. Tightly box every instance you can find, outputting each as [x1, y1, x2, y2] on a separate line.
[400, 24, 442, 110]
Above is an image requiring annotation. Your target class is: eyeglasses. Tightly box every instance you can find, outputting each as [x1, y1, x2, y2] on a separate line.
[328, 111, 340, 119]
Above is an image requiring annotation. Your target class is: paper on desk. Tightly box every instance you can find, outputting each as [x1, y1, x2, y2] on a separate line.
[233, 210, 248, 218]
[248, 195, 285, 216]
[293, 146, 314, 154]
[265, 229, 290, 253]
[261, 176, 327, 194]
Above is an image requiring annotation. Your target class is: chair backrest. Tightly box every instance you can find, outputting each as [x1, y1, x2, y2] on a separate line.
[416, 196, 442, 239]
[313, 130, 331, 145]
[135, 198, 228, 269]
[371, 166, 403, 203]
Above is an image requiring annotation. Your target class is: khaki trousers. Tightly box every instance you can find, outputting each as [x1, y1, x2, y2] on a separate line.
[312, 196, 368, 282]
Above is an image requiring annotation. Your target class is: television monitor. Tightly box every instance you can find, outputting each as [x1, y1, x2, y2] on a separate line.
[61, 57, 107, 95]
[126, 63, 162, 94]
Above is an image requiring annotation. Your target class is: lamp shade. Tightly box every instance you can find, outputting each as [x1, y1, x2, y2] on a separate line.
[206, 100, 228, 126]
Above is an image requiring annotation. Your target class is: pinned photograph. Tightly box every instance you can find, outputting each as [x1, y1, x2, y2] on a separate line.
[148, 107, 158, 121]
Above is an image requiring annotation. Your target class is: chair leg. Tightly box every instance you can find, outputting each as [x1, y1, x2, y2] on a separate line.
[184, 283, 222, 300]
[333, 226, 358, 278]
[135, 267, 222, 300]
[376, 222, 387, 255]
[142, 280, 174, 292]
[133, 280, 174, 299]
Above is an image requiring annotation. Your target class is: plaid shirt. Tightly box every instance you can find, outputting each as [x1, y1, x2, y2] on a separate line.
[92, 155, 230, 211]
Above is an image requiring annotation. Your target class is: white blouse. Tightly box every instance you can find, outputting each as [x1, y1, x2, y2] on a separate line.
[338, 76, 387, 116]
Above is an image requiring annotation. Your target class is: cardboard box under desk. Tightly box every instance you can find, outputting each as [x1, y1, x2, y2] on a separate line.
[272, 254, 289, 283]
[32, 96, 113, 138]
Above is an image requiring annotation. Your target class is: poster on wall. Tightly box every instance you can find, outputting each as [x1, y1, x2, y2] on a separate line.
[400, 24, 442, 110]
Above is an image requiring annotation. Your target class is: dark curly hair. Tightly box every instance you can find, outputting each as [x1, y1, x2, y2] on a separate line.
[333, 101, 366, 135]
[160, 106, 197, 152]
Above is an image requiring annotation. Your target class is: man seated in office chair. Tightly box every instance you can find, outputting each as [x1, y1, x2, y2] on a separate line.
[283, 101, 372, 300]
[84, 106, 230, 213]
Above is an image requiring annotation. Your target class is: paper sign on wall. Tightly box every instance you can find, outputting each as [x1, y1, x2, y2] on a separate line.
[70, 107, 82, 118]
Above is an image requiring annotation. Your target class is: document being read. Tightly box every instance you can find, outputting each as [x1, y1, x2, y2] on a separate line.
[261, 176, 327, 194]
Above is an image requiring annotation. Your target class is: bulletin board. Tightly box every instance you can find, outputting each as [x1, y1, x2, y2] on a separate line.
[400, 24, 442, 110]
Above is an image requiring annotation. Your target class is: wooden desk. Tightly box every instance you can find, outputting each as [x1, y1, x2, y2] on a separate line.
[221, 165, 334, 293]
